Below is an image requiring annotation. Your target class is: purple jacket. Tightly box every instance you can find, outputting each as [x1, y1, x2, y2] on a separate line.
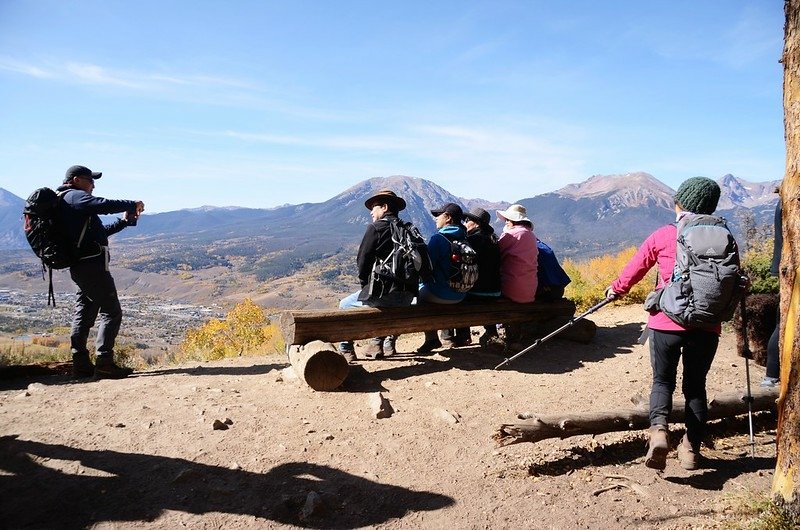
[498, 225, 538, 303]
[611, 223, 721, 333]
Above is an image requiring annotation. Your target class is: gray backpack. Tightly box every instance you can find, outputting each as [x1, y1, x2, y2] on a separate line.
[644, 214, 749, 327]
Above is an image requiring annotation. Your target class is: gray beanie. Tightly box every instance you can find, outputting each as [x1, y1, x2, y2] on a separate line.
[673, 177, 720, 214]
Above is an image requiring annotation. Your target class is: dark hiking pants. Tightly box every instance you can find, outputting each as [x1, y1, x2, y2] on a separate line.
[69, 255, 122, 360]
[649, 328, 719, 447]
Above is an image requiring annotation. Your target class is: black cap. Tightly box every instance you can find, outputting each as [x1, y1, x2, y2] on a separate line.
[430, 203, 463, 223]
[64, 165, 102, 184]
[464, 207, 490, 225]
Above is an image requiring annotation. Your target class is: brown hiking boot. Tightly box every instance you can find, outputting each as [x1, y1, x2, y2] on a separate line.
[677, 435, 701, 470]
[645, 425, 669, 471]
[94, 357, 134, 380]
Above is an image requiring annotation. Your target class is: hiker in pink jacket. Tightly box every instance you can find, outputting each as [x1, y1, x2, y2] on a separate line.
[497, 204, 538, 304]
[606, 177, 725, 472]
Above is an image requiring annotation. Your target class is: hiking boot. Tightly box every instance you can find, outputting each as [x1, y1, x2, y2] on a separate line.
[677, 435, 701, 470]
[452, 336, 472, 347]
[761, 376, 779, 388]
[338, 345, 357, 363]
[72, 352, 94, 379]
[94, 357, 134, 380]
[382, 336, 397, 357]
[479, 332, 506, 353]
[416, 331, 442, 354]
[363, 338, 384, 359]
[644, 425, 669, 471]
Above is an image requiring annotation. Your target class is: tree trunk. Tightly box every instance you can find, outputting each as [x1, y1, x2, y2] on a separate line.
[280, 299, 577, 345]
[287, 340, 349, 391]
[493, 388, 779, 446]
[775, 0, 800, 515]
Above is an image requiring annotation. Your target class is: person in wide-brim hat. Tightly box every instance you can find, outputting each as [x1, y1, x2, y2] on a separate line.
[496, 204, 531, 224]
[364, 189, 406, 212]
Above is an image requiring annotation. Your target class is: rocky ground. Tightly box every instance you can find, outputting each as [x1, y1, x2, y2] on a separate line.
[0, 304, 779, 529]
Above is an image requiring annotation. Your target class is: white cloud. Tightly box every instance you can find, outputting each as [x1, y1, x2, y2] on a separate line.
[0, 57, 53, 78]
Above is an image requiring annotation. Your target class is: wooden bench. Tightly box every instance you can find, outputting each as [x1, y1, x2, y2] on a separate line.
[279, 298, 593, 391]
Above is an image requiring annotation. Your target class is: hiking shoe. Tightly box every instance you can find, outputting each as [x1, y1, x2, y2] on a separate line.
[72, 353, 95, 378]
[382, 336, 397, 357]
[452, 336, 472, 347]
[479, 333, 506, 353]
[761, 376, 779, 388]
[362, 339, 384, 359]
[677, 435, 701, 470]
[339, 348, 357, 363]
[94, 358, 134, 380]
[416, 339, 442, 354]
[644, 425, 669, 471]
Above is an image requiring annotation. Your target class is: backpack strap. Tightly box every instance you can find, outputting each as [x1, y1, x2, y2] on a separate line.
[47, 267, 56, 307]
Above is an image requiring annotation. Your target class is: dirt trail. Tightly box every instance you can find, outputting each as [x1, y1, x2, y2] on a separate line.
[0, 304, 777, 529]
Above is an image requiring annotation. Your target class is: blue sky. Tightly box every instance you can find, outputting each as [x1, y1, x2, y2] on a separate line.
[0, 1, 785, 212]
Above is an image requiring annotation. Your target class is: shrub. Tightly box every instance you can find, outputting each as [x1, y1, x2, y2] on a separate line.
[742, 237, 779, 295]
[563, 247, 657, 312]
[177, 299, 283, 362]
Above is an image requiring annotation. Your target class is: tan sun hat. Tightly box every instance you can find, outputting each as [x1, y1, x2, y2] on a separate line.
[496, 204, 531, 223]
[364, 189, 407, 212]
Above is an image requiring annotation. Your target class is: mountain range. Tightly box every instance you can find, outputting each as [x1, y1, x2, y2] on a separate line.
[0, 172, 781, 290]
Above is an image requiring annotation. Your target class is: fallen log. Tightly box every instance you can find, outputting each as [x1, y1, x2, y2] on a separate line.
[280, 298, 577, 345]
[493, 387, 779, 446]
[287, 340, 349, 391]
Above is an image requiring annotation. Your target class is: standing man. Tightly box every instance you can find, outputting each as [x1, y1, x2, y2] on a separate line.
[57, 165, 144, 379]
[338, 189, 413, 361]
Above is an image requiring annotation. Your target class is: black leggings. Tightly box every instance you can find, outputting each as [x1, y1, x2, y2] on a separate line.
[649, 328, 719, 447]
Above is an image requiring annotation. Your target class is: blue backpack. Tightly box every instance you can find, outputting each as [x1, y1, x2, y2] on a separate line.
[537, 239, 570, 288]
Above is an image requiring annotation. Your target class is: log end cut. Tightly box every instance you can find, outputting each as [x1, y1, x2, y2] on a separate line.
[288, 341, 349, 391]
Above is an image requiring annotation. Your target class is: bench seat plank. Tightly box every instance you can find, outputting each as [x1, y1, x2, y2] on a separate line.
[280, 298, 576, 345]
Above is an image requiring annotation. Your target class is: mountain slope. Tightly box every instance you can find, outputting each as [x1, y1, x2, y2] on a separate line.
[0, 188, 27, 250]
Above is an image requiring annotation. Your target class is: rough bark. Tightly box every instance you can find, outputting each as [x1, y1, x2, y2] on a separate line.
[493, 388, 779, 446]
[775, 0, 800, 515]
[287, 340, 349, 391]
[280, 298, 577, 345]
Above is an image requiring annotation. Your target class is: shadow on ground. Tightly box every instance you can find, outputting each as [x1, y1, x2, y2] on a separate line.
[0, 435, 453, 529]
[341, 321, 644, 393]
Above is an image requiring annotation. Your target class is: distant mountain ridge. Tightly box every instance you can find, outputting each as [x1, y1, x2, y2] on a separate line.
[0, 173, 781, 281]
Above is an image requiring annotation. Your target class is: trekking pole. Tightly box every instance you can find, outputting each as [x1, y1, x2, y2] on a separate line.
[494, 296, 614, 370]
[739, 296, 756, 458]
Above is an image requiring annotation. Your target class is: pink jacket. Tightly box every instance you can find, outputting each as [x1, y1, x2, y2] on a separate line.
[611, 223, 721, 333]
[498, 225, 538, 303]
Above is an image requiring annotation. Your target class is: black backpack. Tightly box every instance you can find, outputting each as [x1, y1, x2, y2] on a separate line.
[365, 219, 433, 303]
[23, 188, 87, 306]
[441, 233, 479, 293]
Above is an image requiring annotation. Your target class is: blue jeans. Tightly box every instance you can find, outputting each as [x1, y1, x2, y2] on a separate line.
[648, 328, 718, 447]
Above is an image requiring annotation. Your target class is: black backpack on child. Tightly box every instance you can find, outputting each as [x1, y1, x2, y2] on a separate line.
[23, 188, 87, 306]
